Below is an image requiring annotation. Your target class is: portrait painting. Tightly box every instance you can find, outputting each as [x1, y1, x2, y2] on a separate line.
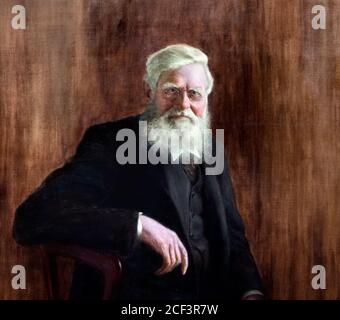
[0, 0, 339, 303]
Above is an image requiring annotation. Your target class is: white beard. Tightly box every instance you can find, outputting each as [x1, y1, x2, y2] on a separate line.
[141, 103, 211, 164]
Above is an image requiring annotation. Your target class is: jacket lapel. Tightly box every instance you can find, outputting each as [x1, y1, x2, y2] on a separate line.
[160, 163, 190, 243]
[202, 167, 230, 258]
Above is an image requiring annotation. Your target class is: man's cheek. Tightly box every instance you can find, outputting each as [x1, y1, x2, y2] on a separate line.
[155, 100, 173, 114]
[165, 104, 175, 112]
[193, 105, 206, 117]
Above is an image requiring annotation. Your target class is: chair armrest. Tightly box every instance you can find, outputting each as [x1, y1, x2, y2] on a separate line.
[40, 244, 122, 300]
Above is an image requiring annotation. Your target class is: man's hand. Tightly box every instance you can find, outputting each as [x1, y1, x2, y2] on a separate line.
[139, 215, 188, 276]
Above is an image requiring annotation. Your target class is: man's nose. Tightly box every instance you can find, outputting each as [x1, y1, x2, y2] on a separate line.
[178, 91, 191, 110]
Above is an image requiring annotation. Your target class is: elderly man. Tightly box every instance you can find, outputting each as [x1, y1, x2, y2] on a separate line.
[13, 44, 264, 300]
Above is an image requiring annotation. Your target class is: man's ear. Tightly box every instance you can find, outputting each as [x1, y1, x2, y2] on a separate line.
[143, 81, 153, 101]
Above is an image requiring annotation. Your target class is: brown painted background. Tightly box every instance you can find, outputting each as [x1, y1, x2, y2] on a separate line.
[0, 0, 339, 300]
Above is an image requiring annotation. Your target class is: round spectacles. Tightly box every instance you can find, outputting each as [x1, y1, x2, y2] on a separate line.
[162, 87, 205, 102]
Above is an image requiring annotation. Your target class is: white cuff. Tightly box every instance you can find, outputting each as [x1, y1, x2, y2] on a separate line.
[137, 212, 143, 238]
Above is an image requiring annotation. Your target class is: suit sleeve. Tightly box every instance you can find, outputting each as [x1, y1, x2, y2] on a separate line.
[218, 158, 264, 298]
[13, 124, 139, 255]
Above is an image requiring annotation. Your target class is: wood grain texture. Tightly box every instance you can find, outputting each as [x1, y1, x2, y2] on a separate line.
[0, 0, 339, 299]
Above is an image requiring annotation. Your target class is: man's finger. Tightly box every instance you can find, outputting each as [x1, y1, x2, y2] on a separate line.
[155, 261, 168, 275]
[178, 241, 188, 275]
[169, 242, 177, 267]
[158, 244, 176, 274]
[173, 241, 182, 268]
[155, 249, 171, 275]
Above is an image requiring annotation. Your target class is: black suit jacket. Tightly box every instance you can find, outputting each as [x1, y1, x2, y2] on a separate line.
[13, 115, 263, 299]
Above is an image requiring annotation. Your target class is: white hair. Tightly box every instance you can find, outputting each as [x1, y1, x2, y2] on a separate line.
[144, 44, 214, 94]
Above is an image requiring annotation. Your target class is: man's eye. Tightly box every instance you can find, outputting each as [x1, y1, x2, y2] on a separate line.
[189, 90, 202, 98]
[165, 87, 179, 94]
